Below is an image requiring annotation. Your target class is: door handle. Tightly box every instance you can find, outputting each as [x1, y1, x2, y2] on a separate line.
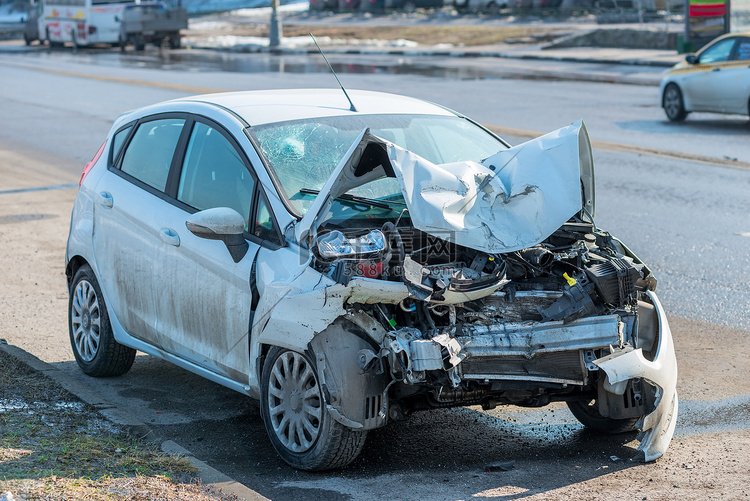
[712, 67, 721, 72]
[97, 192, 113, 208]
[159, 227, 180, 247]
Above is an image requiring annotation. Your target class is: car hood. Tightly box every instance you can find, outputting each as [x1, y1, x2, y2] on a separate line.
[295, 120, 595, 254]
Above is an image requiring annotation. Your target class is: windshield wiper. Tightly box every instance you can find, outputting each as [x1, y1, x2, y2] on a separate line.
[299, 188, 404, 210]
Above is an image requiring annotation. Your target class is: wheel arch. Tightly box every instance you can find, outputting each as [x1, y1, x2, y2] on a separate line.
[66, 255, 89, 292]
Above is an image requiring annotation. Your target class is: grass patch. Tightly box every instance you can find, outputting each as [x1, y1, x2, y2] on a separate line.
[0, 350, 235, 500]
[190, 23, 563, 46]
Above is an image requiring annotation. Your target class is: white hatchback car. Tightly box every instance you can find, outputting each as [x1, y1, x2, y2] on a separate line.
[660, 32, 750, 121]
[66, 89, 677, 470]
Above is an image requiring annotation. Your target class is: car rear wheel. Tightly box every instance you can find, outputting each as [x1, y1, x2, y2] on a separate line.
[566, 399, 640, 434]
[260, 347, 367, 471]
[69, 264, 136, 377]
[663, 83, 687, 122]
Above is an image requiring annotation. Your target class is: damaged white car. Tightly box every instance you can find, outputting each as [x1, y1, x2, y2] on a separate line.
[66, 89, 678, 471]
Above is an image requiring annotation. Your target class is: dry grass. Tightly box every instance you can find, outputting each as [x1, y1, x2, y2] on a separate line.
[0, 350, 237, 501]
[189, 23, 563, 46]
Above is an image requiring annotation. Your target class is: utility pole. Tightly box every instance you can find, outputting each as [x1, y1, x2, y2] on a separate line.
[269, 0, 282, 48]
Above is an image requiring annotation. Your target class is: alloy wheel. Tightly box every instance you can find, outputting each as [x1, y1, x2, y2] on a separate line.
[70, 279, 101, 362]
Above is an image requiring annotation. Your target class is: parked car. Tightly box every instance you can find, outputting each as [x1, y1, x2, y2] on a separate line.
[67, 89, 678, 471]
[309, 0, 338, 10]
[660, 32, 750, 121]
[337, 0, 361, 10]
[359, 0, 386, 12]
[453, 0, 508, 13]
[384, 0, 443, 10]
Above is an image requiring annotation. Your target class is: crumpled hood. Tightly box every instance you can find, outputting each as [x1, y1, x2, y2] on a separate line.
[296, 120, 595, 254]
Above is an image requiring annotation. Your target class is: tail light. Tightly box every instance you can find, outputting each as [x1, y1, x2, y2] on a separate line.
[80, 141, 106, 187]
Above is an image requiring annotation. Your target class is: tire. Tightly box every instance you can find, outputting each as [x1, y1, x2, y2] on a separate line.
[133, 35, 145, 51]
[566, 399, 640, 434]
[260, 347, 367, 471]
[68, 264, 136, 377]
[168, 34, 181, 49]
[663, 83, 687, 122]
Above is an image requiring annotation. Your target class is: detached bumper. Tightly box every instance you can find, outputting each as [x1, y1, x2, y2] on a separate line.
[595, 290, 678, 461]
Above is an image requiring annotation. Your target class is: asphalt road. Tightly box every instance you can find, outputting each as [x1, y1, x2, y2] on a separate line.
[1, 46, 749, 500]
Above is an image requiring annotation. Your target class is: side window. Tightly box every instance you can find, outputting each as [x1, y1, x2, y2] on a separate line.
[120, 118, 185, 191]
[253, 192, 281, 245]
[734, 38, 750, 61]
[699, 38, 736, 64]
[110, 124, 133, 165]
[177, 122, 255, 231]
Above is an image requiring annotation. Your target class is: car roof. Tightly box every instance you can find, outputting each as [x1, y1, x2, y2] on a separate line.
[171, 89, 457, 126]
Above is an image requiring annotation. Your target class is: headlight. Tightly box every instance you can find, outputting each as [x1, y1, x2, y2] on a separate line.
[316, 229, 387, 260]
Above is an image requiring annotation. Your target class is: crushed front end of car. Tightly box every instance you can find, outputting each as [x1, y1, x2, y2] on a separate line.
[253, 120, 677, 466]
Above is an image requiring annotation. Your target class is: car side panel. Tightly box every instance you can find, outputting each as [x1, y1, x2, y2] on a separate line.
[153, 201, 258, 384]
[91, 172, 161, 347]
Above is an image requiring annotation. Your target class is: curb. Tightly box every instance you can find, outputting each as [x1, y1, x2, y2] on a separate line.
[1, 39, 677, 69]
[0, 339, 267, 501]
[192, 43, 678, 68]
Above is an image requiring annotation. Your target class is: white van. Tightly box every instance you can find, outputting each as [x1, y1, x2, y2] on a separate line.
[36, 0, 135, 47]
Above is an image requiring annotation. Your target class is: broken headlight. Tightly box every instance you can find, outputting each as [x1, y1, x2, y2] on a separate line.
[316, 229, 387, 260]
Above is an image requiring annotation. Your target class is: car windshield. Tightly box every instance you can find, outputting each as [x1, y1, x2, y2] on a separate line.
[248, 114, 507, 216]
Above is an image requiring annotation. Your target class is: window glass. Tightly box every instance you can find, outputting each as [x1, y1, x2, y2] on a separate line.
[111, 125, 133, 165]
[120, 118, 184, 192]
[253, 193, 280, 244]
[177, 122, 255, 231]
[735, 39, 750, 61]
[699, 38, 736, 64]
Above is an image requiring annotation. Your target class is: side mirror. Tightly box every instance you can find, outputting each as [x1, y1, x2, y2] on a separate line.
[685, 54, 698, 64]
[185, 207, 249, 263]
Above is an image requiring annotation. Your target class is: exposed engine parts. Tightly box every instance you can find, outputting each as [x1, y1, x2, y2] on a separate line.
[307, 214, 662, 441]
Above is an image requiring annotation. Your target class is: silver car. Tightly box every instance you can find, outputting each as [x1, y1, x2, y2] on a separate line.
[66, 89, 678, 470]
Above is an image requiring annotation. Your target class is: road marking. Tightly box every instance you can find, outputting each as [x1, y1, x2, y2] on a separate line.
[485, 125, 750, 170]
[3, 61, 224, 94]
[0, 182, 79, 195]
[4, 61, 749, 170]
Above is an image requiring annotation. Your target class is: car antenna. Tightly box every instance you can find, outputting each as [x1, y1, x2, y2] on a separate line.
[310, 33, 358, 112]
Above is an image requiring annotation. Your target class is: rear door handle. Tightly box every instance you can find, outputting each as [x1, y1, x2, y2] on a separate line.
[98, 192, 113, 208]
[159, 227, 180, 247]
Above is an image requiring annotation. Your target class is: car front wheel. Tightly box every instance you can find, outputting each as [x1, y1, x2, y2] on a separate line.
[566, 399, 640, 434]
[663, 83, 687, 122]
[260, 347, 367, 471]
[68, 264, 136, 377]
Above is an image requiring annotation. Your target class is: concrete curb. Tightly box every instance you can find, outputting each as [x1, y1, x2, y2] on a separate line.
[193, 43, 679, 67]
[0, 339, 266, 501]
[0, 38, 677, 68]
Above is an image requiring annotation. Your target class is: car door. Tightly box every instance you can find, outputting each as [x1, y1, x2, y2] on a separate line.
[92, 116, 186, 345]
[717, 37, 750, 114]
[152, 118, 263, 383]
[681, 37, 738, 111]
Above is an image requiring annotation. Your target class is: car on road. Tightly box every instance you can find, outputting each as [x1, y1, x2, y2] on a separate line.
[660, 32, 750, 122]
[66, 89, 678, 470]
